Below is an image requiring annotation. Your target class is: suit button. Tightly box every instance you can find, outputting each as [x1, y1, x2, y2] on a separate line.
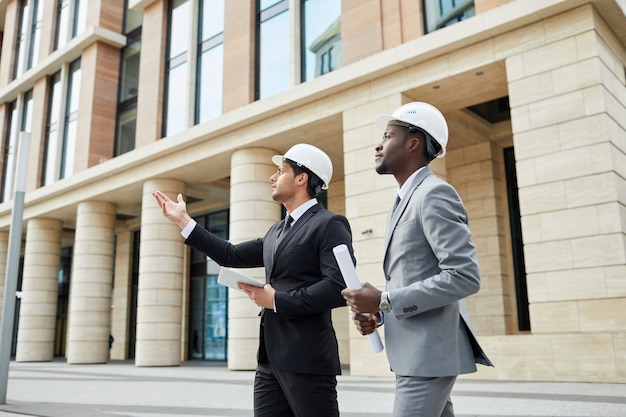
[270, 279, 275, 284]
[386, 275, 391, 281]
[403, 307, 409, 313]
[411, 306, 417, 311]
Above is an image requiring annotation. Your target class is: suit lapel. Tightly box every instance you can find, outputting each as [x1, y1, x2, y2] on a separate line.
[269, 204, 321, 276]
[384, 167, 433, 252]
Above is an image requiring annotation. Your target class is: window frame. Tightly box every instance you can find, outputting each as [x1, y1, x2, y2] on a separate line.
[114, 5, 142, 157]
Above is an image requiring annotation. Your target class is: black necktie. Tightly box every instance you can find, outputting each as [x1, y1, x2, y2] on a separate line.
[274, 215, 292, 253]
[393, 195, 401, 212]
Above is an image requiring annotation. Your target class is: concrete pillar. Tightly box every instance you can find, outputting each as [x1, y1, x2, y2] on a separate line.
[501, 5, 626, 381]
[227, 148, 279, 370]
[0, 231, 9, 329]
[135, 179, 185, 366]
[66, 201, 116, 364]
[327, 179, 351, 366]
[342, 96, 400, 377]
[15, 218, 63, 362]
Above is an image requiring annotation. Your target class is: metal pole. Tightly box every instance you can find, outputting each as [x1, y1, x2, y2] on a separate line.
[0, 132, 30, 404]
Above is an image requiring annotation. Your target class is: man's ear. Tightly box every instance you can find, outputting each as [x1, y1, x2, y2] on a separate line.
[407, 137, 420, 152]
[297, 172, 308, 186]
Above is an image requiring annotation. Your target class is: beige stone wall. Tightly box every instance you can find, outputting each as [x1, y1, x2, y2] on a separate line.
[342, 96, 401, 377]
[448, 142, 514, 336]
[471, 4, 626, 383]
[222, 0, 255, 112]
[75, 41, 121, 172]
[135, 0, 167, 147]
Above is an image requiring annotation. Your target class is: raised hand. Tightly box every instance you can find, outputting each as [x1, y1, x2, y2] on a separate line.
[152, 191, 192, 230]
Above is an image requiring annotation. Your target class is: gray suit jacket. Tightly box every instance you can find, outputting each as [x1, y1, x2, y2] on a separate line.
[382, 166, 493, 377]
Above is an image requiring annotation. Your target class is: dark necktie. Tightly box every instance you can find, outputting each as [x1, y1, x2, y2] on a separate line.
[274, 215, 292, 253]
[393, 195, 401, 212]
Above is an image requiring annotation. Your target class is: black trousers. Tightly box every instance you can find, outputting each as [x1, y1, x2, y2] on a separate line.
[254, 365, 339, 417]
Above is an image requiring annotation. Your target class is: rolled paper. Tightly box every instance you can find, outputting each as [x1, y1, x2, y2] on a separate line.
[333, 244, 384, 353]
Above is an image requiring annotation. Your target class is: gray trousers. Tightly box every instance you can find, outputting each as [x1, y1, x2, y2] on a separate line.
[393, 375, 457, 417]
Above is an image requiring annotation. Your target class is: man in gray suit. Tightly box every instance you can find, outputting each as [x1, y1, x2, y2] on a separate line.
[342, 102, 493, 417]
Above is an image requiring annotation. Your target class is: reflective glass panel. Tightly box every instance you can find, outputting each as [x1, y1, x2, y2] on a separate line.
[119, 40, 141, 102]
[61, 60, 81, 179]
[197, 44, 224, 123]
[170, 0, 190, 59]
[116, 107, 137, 155]
[2, 103, 18, 202]
[43, 73, 62, 186]
[201, 0, 224, 40]
[165, 63, 189, 136]
[301, 0, 341, 82]
[55, 0, 70, 49]
[259, 10, 290, 99]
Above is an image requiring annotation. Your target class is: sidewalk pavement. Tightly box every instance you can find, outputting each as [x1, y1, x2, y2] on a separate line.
[0, 359, 625, 417]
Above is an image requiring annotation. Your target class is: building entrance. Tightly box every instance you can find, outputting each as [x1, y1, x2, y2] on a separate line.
[188, 210, 229, 361]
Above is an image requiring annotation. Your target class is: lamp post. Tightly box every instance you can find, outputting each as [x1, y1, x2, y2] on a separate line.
[0, 132, 30, 404]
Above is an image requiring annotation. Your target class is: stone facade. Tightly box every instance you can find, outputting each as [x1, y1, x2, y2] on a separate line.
[0, 0, 624, 382]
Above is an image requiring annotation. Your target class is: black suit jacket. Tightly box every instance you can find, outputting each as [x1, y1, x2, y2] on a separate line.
[185, 203, 355, 375]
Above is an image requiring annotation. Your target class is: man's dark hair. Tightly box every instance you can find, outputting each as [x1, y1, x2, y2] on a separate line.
[286, 159, 323, 197]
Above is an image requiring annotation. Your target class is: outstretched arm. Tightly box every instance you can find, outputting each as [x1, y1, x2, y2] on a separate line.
[152, 191, 193, 230]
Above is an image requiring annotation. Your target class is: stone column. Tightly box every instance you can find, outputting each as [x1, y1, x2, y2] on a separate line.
[66, 202, 116, 364]
[227, 148, 279, 370]
[135, 179, 186, 366]
[15, 219, 62, 362]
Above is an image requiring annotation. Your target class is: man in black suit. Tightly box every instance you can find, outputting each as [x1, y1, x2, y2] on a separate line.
[152, 143, 355, 417]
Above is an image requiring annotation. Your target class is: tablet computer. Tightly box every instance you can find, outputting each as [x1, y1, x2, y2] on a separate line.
[217, 267, 265, 291]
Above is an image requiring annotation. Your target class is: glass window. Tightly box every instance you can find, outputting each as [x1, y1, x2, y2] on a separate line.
[423, 0, 474, 33]
[189, 209, 229, 361]
[115, 5, 142, 156]
[13, 0, 29, 78]
[1, 102, 18, 202]
[196, 0, 224, 124]
[301, 0, 341, 82]
[257, 0, 290, 99]
[43, 72, 62, 186]
[60, 59, 81, 179]
[28, 0, 43, 69]
[163, 0, 191, 137]
[55, 0, 87, 50]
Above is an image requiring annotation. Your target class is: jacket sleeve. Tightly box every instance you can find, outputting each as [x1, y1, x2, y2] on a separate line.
[185, 223, 264, 268]
[391, 181, 481, 317]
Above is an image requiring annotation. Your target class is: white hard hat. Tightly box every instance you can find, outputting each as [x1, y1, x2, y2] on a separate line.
[375, 102, 448, 158]
[272, 144, 333, 190]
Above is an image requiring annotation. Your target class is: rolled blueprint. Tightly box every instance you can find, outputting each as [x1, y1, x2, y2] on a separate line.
[333, 244, 384, 353]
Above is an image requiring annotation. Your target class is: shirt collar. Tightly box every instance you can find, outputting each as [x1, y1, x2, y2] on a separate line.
[286, 198, 318, 225]
[397, 166, 426, 201]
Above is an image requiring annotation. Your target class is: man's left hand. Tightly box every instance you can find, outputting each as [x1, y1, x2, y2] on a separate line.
[238, 283, 276, 309]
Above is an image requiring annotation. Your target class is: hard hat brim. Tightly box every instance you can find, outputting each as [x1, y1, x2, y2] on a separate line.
[272, 155, 285, 166]
[375, 114, 395, 130]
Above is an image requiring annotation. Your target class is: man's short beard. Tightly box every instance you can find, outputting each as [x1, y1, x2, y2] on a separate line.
[375, 163, 389, 175]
